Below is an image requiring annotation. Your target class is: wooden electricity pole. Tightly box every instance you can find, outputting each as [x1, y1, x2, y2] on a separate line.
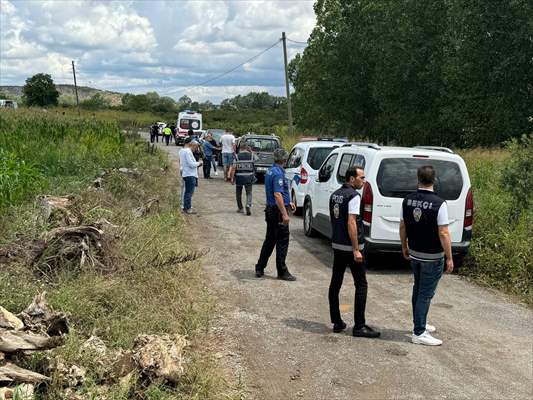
[281, 32, 294, 136]
[71, 60, 80, 115]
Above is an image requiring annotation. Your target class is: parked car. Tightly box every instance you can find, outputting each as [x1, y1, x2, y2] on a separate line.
[285, 138, 347, 215]
[0, 99, 18, 109]
[303, 143, 473, 267]
[237, 133, 281, 177]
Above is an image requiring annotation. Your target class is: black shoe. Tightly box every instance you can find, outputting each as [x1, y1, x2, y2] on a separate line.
[333, 321, 347, 333]
[255, 269, 264, 278]
[277, 272, 296, 281]
[246, 206, 251, 216]
[352, 325, 381, 338]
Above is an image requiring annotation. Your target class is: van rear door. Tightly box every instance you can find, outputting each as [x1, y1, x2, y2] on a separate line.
[371, 156, 467, 243]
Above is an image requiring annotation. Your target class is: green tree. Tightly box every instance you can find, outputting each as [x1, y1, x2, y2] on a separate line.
[22, 73, 59, 107]
[80, 93, 111, 110]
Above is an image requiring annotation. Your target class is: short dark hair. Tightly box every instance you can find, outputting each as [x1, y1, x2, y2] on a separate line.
[188, 129, 194, 135]
[184, 137, 192, 144]
[346, 166, 363, 181]
[418, 165, 435, 185]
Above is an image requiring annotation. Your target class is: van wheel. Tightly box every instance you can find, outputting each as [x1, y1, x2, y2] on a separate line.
[303, 201, 318, 237]
[453, 255, 465, 273]
[291, 190, 302, 216]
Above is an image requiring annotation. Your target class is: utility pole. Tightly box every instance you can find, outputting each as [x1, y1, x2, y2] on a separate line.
[71, 60, 80, 115]
[281, 32, 294, 136]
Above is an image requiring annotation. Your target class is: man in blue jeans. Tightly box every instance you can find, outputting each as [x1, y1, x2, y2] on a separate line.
[400, 165, 454, 346]
[179, 138, 202, 214]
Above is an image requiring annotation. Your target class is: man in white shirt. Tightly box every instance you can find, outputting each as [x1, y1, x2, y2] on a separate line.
[220, 130, 236, 181]
[179, 138, 202, 214]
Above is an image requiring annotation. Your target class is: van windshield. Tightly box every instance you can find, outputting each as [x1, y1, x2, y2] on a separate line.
[245, 138, 279, 152]
[377, 158, 463, 200]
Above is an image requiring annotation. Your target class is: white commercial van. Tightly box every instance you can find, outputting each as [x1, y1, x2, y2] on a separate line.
[176, 110, 202, 145]
[303, 143, 473, 266]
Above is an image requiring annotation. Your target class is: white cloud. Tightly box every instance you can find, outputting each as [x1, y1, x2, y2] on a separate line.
[0, 0, 316, 102]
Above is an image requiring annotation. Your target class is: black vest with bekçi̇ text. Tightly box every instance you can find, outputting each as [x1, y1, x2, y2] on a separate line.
[402, 189, 445, 261]
[329, 184, 364, 252]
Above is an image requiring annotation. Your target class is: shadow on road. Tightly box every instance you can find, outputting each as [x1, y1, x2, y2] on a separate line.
[231, 268, 278, 281]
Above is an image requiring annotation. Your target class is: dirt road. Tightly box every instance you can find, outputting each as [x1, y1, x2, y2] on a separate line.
[150, 137, 532, 400]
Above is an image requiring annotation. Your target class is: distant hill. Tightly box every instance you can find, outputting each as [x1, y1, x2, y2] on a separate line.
[0, 84, 124, 106]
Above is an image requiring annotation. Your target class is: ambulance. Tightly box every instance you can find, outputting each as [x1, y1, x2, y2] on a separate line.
[176, 110, 202, 145]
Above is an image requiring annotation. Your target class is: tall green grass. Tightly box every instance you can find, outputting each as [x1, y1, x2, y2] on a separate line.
[0, 109, 157, 208]
[459, 148, 532, 304]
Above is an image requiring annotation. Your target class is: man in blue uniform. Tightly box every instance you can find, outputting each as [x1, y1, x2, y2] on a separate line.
[400, 165, 454, 346]
[255, 148, 296, 281]
[329, 166, 380, 338]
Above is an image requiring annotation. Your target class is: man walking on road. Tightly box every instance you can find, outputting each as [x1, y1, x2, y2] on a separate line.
[231, 142, 257, 215]
[220, 130, 236, 182]
[255, 148, 296, 281]
[400, 165, 454, 346]
[179, 138, 202, 214]
[163, 125, 172, 146]
[328, 167, 380, 338]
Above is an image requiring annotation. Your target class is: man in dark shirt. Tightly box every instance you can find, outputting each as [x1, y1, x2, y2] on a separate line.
[329, 166, 380, 338]
[254, 148, 296, 281]
[400, 165, 454, 346]
[231, 142, 257, 215]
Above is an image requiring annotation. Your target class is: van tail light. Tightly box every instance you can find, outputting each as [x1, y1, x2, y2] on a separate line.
[464, 188, 474, 229]
[300, 167, 309, 184]
[362, 181, 373, 225]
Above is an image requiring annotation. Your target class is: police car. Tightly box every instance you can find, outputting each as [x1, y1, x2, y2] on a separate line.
[285, 138, 347, 215]
[303, 143, 473, 267]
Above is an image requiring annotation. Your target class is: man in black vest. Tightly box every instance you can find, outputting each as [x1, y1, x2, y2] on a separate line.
[400, 165, 454, 346]
[329, 166, 380, 338]
[231, 142, 257, 215]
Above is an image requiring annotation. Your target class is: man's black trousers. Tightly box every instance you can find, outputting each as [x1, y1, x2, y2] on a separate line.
[328, 249, 368, 329]
[256, 205, 289, 276]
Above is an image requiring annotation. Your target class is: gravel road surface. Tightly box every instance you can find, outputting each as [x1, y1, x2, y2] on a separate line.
[149, 136, 532, 400]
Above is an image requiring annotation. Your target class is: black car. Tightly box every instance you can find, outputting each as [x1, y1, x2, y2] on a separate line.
[236, 133, 281, 177]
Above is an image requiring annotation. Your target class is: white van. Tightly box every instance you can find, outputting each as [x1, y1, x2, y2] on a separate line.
[0, 99, 18, 109]
[176, 110, 202, 145]
[303, 143, 473, 266]
[285, 138, 347, 214]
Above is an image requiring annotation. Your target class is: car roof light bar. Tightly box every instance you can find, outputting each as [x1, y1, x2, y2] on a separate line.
[414, 146, 454, 154]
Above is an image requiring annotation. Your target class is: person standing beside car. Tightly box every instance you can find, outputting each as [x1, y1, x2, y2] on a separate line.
[179, 138, 202, 214]
[220, 130, 236, 182]
[400, 165, 454, 346]
[254, 148, 296, 281]
[202, 132, 219, 179]
[231, 142, 257, 215]
[328, 166, 381, 338]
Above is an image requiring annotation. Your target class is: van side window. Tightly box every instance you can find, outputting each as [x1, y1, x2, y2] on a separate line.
[336, 154, 354, 183]
[318, 154, 338, 182]
[287, 148, 303, 168]
[352, 154, 366, 169]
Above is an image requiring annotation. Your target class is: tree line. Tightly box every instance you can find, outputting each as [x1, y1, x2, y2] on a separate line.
[8, 74, 287, 116]
[289, 0, 532, 147]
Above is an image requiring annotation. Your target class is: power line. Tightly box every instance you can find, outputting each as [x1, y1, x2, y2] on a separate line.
[161, 39, 282, 96]
[286, 37, 308, 45]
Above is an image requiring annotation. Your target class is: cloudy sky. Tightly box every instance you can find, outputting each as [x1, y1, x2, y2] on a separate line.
[0, 0, 315, 102]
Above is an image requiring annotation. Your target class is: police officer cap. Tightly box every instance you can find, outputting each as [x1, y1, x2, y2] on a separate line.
[273, 148, 289, 163]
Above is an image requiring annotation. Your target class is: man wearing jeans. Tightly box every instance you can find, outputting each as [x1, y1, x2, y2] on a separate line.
[179, 138, 202, 214]
[400, 165, 454, 346]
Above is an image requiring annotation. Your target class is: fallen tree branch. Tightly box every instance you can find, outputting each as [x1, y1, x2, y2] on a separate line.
[0, 329, 64, 353]
[0, 362, 50, 384]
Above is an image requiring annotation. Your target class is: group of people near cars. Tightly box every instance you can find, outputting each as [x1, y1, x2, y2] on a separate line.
[176, 131, 452, 346]
[150, 122, 177, 146]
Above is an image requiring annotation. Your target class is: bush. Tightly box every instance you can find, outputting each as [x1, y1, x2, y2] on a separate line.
[0, 150, 44, 207]
[501, 134, 533, 222]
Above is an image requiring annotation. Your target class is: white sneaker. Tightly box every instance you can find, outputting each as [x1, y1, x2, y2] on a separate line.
[215, 171, 219, 176]
[426, 323, 436, 333]
[412, 330, 442, 346]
